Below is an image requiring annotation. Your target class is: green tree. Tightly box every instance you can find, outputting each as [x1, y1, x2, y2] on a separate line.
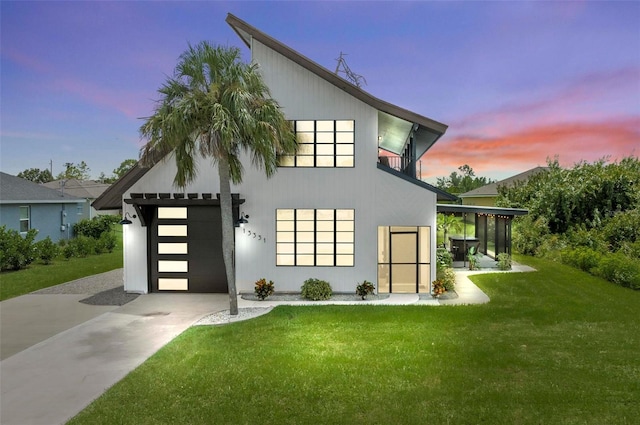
[437, 213, 463, 244]
[112, 159, 137, 179]
[56, 161, 91, 180]
[498, 156, 640, 234]
[139, 42, 297, 315]
[436, 164, 494, 195]
[17, 168, 54, 183]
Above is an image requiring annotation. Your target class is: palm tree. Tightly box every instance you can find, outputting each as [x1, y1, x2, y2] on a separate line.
[437, 213, 463, 247]
[139, 42, 297, 315]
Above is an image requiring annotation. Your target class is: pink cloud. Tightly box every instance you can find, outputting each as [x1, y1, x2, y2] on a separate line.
[1, 47, 52, 74]
[52, 78, 154, 119]
[453, 66, 640, 136]
[423, 117, 639, 180]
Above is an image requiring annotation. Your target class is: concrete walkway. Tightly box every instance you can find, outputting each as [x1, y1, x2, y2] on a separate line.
[1, 291, 229, 425]
[0, 264, 534, 425]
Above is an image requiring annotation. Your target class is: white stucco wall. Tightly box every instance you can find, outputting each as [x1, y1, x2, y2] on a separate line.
[121, 37, 440, 294]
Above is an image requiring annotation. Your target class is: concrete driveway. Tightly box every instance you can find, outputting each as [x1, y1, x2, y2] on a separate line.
[0, 277, 229, 425]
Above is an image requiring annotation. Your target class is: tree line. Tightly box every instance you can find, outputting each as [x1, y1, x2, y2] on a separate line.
[497, 156, 640, 289]
[16, 159, 136, 184]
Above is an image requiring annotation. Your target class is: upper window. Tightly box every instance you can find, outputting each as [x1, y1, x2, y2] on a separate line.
[19, 206, 30, 232]
[276, 208, 354, 266]
[278, 120, 354, 168]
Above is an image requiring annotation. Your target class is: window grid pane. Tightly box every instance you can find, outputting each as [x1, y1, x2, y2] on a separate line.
[276, 209, 354, 267]
[278, 120, 354, 168]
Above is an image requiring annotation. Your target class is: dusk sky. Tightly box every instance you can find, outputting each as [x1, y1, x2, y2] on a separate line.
[2, 1, 638, 183]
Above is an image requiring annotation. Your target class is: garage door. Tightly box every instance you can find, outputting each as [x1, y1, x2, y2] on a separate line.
[149, 206, 228, 293]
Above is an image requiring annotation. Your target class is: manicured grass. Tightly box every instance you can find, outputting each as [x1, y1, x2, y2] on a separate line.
[69, 257, 640, 424]
[0, 229, 123, 301]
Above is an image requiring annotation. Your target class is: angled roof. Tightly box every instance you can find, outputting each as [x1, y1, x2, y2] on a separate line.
[92, 163, 148, 210]
[225, 13, 448, 157]
[0, 172, 85, 204]
[95, 14, 452, 210]
[42, 179, 111, 199]
[458, 167, 550, 198]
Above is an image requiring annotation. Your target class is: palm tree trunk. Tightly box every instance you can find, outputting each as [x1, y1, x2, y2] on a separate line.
[217, 157, 239, 315]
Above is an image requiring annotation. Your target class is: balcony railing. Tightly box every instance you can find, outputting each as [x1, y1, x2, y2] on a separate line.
[378, 156, 422, 180]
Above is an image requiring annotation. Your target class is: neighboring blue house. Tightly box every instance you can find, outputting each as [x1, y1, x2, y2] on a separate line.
[43, 179, 119, 219]
[0, 172, 86, 242]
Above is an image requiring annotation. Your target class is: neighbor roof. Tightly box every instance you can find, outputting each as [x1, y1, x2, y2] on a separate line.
[458, 167, 550, 198]
[437, 204, 528, 217]
[42, 179, 112, 199]
[0, 172, 85, 204]
[225, 13, 448, 157]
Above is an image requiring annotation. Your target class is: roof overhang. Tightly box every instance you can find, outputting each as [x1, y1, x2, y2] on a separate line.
[0, 199, 85, 205]
[437, 204, 528, 217]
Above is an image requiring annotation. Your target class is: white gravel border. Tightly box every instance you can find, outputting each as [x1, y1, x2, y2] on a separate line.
[193, 307, 273, 326]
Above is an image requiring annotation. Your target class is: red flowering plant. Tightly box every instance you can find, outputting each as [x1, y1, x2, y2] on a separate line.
[254, 278, 275, 300]
[431, 280, 446, 298]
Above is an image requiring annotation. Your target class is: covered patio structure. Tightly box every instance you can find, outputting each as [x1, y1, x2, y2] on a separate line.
[436, 204, 528, 267]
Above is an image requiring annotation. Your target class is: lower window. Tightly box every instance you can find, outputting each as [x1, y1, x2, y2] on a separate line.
[19, 206, 30, 232]
[276, 209, 354, 266]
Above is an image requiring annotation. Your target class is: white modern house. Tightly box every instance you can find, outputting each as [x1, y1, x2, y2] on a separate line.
[93, 13, 457, 295]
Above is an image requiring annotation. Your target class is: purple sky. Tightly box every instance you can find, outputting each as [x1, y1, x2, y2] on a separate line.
[2, 1, 638, 183]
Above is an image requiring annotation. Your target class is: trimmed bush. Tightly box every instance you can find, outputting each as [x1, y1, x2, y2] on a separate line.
[301, 278, 332, 301]
[34, 237, 60, 265]
[254, 278, 275, 300]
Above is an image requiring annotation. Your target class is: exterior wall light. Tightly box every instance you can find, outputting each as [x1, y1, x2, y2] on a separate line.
[236, 213, 249, 228]
[119, 212, 137, 225]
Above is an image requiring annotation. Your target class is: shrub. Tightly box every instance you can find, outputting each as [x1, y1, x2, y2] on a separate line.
[496, 253, 512, 271]
[592, 252, 640, 290]
[74, 215, 119, 239]
[436, 248, 453, 268]
[561, 247, 600, 273]
[513, 215, 549, 256]
[0, 226, 37, 271]
[536, 234, 567, 259]
[356, 280, 375, 299]
[61, 241, 75, 260]
[254, 278, 275, 300]
[600, 209, 640, 252]
[34, 237, 60, 265]
[301, 278, 332, 301]
[441, 267, 456, 292]
[71, 235, 95, 258]
[96, 231, 117, 254]
[432, 280, 445, 297]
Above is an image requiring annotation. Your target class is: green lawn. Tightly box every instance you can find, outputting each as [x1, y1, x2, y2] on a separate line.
[69, 256, 639, 425]
[0, 229, 123, 301]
